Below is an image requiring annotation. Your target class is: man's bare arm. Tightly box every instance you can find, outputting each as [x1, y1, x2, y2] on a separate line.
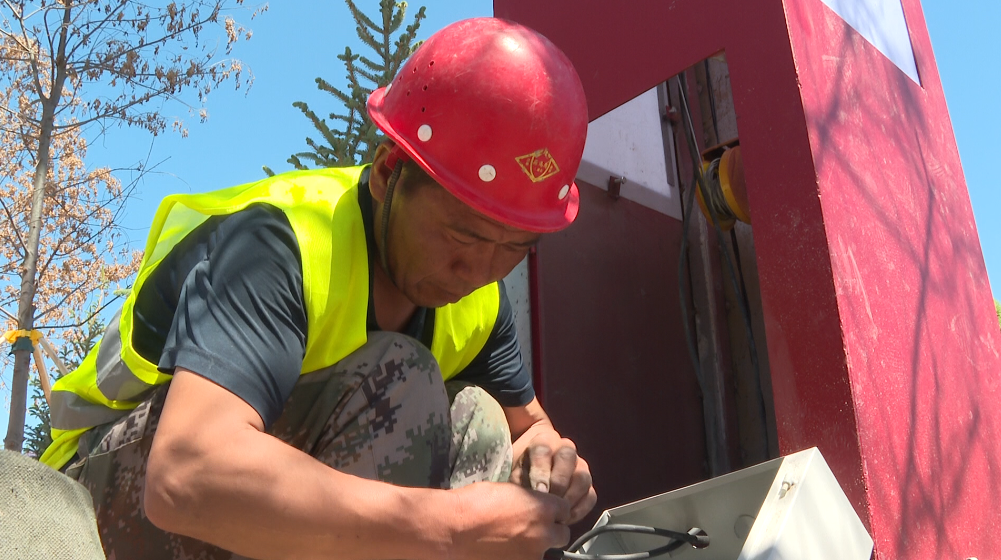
[145, 369, 571, 560]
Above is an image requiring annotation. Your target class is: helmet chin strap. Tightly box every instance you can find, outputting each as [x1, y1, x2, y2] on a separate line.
[379, 155, 405, 285]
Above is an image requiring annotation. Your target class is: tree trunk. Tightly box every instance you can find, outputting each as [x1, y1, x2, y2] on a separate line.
[3, 98, 56, 452]
[4, 4, 71, 452]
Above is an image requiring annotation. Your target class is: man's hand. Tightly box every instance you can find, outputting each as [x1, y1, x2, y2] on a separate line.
[450, 482, 571, 560]
[510, 429, 597, 525]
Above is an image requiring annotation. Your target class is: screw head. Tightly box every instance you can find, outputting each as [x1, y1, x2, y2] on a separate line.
[478, 164, 497, 182]
[417, 124, 433, 142]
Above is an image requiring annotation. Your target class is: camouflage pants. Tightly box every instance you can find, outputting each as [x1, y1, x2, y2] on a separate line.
[65, 332, 513, 560]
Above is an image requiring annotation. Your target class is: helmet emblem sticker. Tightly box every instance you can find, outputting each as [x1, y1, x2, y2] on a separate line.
[516, 148, 561, 183]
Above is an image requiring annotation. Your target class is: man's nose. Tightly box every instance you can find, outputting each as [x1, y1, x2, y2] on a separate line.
[454, 244, 497, 288]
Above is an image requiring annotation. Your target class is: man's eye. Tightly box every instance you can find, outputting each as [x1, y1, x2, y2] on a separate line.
[450, 234, 477, 245]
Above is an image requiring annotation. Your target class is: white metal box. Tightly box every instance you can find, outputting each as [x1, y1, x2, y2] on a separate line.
[583, 447, 873, 559]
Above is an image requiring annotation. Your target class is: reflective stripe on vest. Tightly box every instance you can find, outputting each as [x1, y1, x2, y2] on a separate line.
[41, 166, 500, 469]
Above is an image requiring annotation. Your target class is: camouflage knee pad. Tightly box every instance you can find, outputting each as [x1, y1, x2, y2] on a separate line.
[446, 381, 513, 487]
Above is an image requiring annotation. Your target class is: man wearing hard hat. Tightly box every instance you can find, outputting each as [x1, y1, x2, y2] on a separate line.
[42, 18, 595, 560]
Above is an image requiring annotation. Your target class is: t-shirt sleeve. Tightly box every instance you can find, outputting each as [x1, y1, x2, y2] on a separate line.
[157, 205, 307, 428]
[452, 280, 536, 407]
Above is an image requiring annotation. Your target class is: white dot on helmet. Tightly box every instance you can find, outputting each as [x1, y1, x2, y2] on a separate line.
[479, 165, 497, 182]
[558, 185, 570, 200]
[418, 125, 433, 142]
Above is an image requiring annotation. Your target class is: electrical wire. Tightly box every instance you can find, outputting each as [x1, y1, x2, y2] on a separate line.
[729, 228, 759, 382]
[379, 158, 405, 278]
[703, 59, 720, 144]
[701, 158, 738, 223]
[545, 524, 710, 560]
[703, 158, 764, 418]
[674, 72, 767, 460]
[675, 83, 727, 476]
[678, 173, 703, 381]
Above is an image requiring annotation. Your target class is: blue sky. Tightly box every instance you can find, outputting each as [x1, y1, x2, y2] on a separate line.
[85, 0, 497, 243]
[2, 0, 998, 440]
[924, 0, 1000, 300]
[84, 0, 997, 296]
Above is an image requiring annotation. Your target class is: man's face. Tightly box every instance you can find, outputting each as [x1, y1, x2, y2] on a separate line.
[372, 151, 541, 308]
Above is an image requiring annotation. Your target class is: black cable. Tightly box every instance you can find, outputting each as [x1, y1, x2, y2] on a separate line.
[545, 524, 709, 560]
[702, 158, 738, 223]
[674, 82, 724, 477]
[727, 228, 759, 365]
[729, 229, 746, 290]
[675, 73, 767, 456]
[678, 174, 703, 380]
[703, 59, 719, 144]
[727, 227, 767, 440]
[379, 158, 404, 279]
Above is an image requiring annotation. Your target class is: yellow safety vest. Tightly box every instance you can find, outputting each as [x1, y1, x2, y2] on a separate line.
[41, 166, 500, 469]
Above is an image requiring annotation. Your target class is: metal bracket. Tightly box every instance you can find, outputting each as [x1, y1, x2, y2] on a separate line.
[607, 175, 626, 200]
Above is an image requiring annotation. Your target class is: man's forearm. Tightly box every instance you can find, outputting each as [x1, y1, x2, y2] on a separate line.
[144, 371, 574, 560]
[146, 422, 456, 560]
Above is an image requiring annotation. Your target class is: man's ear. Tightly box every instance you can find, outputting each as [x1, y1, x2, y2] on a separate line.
[369, 141, 396, 203]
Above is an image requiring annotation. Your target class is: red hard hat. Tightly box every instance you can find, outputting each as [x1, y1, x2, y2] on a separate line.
[367, 18, 588, 233]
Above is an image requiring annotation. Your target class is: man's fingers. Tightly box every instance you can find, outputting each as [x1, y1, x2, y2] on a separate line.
[509, 452, 526, 486]
[562, 456, 596, 525]
[514, 429, 596, 525]
[540, 492, 573, 535]
[568, 486, 598, 525]
[528, 444, 554, 492]
[561, 457, 593, 508]
[548, 446, 578, 497]
[549, 522, 571, 548]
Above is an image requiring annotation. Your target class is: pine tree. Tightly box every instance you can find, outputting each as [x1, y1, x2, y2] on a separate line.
[23, 300, 111, 458]
[22, 376, 53, 459]
[267, 0, 425, 174]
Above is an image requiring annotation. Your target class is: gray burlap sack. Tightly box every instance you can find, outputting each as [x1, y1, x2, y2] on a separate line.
[0, 449, 105, 559]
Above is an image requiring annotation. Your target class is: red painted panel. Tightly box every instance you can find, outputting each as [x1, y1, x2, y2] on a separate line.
[785, 0, 1001, 557]
[532, 181, 708, 529]
[496, 0, 1001, 557]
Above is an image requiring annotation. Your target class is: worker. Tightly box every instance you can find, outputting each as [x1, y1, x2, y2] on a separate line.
[40, 17, 594, 560]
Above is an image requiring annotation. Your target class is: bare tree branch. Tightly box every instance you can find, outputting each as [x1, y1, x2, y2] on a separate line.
[37, 292, 121, 329]
[0, 195, 26, 251]
[0, 0, 256, 451]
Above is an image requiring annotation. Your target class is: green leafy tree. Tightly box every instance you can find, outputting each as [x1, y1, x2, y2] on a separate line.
[266, 0, 424, 174]
[996, 299, 1000, 331]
